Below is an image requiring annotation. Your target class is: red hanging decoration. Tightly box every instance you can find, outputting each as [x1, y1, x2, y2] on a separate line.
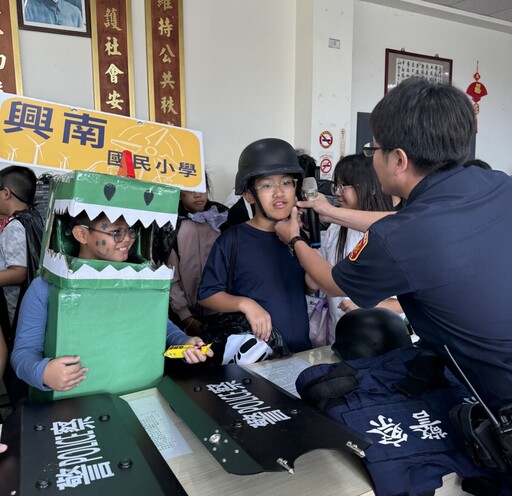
[466, 61, 488, 133]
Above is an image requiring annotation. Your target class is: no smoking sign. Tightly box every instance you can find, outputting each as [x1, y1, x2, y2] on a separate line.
[320, 157, 332, 174]
[319, 130, 333, 149]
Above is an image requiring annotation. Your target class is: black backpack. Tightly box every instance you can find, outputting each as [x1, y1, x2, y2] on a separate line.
[0, 207, 44, 349]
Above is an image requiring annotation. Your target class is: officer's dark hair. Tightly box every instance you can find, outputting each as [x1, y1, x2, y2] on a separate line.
[333, 153, 393, 263]
[0, 165, 38, 205]
[463, 159, 492, 171]
[369, 77, 475, 175]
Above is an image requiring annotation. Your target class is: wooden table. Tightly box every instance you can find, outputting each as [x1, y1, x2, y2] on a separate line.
[122, 347, 469, 495]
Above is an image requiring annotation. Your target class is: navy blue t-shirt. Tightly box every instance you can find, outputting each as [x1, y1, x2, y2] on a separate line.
[332, 166, 512, 410]
[198, 223, 311, 353]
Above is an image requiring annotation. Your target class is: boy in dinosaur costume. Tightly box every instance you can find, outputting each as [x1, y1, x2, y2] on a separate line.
[11, 170, 211, 403]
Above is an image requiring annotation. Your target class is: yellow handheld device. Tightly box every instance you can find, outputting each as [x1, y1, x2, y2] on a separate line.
[164, 343, 212, 359]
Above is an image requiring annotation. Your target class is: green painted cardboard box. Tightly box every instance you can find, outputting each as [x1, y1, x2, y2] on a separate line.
[30, 171, 180, 402]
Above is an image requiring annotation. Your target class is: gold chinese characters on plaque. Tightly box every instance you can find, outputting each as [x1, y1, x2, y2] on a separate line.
[146, 0, 184, 126]
[91, 0, 134, 116]
[0, 0, 22, 94]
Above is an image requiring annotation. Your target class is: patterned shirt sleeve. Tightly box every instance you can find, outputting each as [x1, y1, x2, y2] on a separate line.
[0, 220, 27, 324]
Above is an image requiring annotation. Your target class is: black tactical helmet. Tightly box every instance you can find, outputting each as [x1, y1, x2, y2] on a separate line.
[235, 138, 304, 195]
[332, 308, 412, 361]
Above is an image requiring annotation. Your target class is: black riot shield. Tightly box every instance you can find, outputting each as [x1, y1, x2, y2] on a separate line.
[0, 394, 187, 496]
[158, 363, 372, 475]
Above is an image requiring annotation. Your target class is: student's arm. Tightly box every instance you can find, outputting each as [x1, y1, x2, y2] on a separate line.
[199, 292, 272, 341]
[305, 273, 319, 293]
[275, 207, 346, 297]
[297, 193, 394, 232]
[0, 221, 28, 287]
[339, 297, 403, 314]
[166, 320, 213, 364]
[168, 250, 192, 321]
[11, 278, 88, 391]
[0, 266, 26, 287]
[11, 279, 52, 390]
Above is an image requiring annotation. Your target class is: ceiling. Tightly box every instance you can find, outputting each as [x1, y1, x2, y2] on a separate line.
[422, 0, 512, 23]
[364, 0, 512, 34]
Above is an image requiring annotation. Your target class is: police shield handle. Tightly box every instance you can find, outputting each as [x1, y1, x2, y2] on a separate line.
[302, 177, 321, 248]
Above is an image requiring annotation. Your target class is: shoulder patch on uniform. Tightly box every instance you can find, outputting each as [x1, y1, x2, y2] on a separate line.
[348, 231, 369, 262]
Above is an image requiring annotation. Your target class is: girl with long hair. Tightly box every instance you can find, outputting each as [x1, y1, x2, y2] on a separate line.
[320, 153, 402, 343]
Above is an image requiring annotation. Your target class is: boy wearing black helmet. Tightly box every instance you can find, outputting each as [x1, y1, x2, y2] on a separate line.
[198, 138, 311, 355]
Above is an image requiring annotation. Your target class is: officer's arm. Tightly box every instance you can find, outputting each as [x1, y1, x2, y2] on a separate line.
[293, 240, 345, 296]
[297, 195, 394, 232]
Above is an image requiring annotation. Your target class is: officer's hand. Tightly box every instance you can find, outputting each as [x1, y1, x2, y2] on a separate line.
[183, 337, 214, 364]
[239, 299, 272, 342]
[296, 193, 334, 222]
[297, 193, 340, 224]
[275, 206, 301, 245]
[43, 356, 88, 391]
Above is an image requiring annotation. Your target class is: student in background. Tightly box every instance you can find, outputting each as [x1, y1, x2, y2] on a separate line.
[319, 153, 401, 343]
[0, 166, 43, 406]
[168, 175, 229, 335]
[0, 166, 43, 344]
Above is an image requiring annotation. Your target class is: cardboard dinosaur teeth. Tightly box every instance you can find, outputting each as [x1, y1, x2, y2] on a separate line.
[53, 200, 177, 228]
[43, 249, 173, 280]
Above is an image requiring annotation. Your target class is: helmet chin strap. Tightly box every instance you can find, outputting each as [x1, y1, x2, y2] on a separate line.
[249, 187, 278, 222]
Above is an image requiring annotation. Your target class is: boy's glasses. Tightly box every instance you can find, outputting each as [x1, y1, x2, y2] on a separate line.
[0, 182, 29, 204]
[253, 178, 298, 195]
[331, 184, 355, 195]
[80, 225, 139, 243]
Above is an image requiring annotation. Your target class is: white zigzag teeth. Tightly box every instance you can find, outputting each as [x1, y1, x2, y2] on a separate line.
[53, 200, 177, 228]
[43, 249, 173, 281]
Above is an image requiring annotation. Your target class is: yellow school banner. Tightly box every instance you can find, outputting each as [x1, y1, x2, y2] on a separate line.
[0, 93, 205, 191]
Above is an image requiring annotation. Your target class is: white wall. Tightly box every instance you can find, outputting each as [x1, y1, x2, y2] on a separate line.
[182, 0, 297, 200]
[19, 30, 93, 110]
[309, 0, 354, 178]
[351, 1, 512, 173]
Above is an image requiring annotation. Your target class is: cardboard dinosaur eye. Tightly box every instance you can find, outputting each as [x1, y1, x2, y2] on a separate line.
[104, 183, 116, 201]
[144, 189, 154, 206]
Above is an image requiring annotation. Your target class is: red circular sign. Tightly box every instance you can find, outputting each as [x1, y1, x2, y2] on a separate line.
[320, 157, 332, 173]
[319, 131, 333, 149]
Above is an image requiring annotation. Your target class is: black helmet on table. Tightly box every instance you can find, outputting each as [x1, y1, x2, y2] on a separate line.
[332, 308, 412, 361]
[234, 138, 304, 195]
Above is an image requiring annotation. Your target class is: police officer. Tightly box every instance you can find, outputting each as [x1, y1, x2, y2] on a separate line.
[276, 78, 512, 486]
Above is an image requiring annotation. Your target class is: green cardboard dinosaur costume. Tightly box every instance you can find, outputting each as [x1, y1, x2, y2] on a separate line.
[31, 171, 180, 402]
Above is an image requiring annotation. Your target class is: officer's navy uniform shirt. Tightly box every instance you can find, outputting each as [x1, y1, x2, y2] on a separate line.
[332, 166, 512, 411]
[199, 223, 311, 353]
